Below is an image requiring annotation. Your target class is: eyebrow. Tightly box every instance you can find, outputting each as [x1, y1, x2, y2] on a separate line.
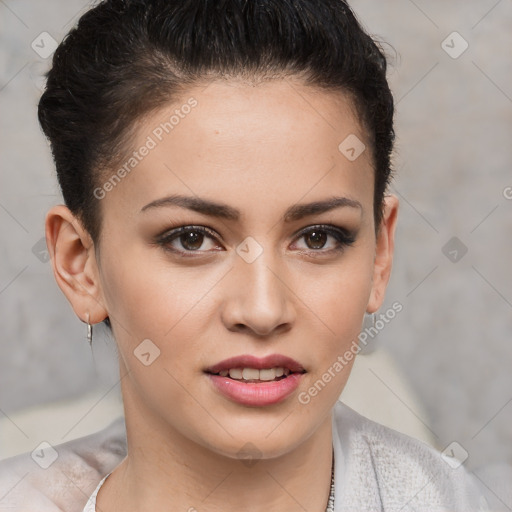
[140, 194, 362, 222]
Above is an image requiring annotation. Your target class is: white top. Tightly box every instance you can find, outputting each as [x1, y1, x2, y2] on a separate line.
[81, 472, 111, 512]
[0, 401, 494, 511]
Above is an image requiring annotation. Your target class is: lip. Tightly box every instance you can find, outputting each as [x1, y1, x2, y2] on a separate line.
[204, 354, 306, 407]
[204, 354, 306, 374]
[206, 373, 305, 406]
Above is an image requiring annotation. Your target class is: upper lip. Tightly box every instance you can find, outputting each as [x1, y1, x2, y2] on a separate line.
[205, 354, 306, 374]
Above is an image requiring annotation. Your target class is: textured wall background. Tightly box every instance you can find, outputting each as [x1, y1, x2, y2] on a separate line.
[0, 0, 510, 487]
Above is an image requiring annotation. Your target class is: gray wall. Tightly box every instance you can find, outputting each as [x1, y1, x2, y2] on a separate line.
[1, 0, 511, 477]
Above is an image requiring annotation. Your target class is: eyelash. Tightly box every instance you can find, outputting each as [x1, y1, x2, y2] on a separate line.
[154, 224, 356, 258]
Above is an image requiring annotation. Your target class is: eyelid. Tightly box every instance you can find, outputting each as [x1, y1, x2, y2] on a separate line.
[153, 225, 222, 256]
[294, 223, 354, 239]
[291, 224, 356, 253]
[155, 223, 356, 255]
[155, 225, 219, 243]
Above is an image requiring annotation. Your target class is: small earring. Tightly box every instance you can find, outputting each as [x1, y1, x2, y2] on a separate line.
[362, 311, 376, 330]
[86, 313, 93, 346]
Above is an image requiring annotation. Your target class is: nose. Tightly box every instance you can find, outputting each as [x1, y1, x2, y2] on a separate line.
[220, 247, 296, 337]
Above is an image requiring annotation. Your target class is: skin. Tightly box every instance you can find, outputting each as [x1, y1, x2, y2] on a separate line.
[45, 78, 398, 512]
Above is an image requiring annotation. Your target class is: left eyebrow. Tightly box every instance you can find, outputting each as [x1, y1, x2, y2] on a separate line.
[140, 194, 362, 222]
[283, 196, 362, 222]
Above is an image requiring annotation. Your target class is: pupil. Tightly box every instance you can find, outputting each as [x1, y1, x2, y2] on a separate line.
[182, 232, 203, 250]
[307, 231, 326, 249]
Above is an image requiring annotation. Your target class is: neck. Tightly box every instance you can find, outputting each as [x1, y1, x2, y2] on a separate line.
[99, 373, 335, 512]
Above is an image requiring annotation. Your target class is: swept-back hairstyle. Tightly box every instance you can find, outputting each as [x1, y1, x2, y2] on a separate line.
[38, 0, 395, 331]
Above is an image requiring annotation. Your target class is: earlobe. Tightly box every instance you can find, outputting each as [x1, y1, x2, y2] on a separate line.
[367, 194, 399, 313]
[45, 205, 108, 325]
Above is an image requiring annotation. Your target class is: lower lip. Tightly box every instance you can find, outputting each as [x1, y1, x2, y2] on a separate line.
[206, 373, 304, 406]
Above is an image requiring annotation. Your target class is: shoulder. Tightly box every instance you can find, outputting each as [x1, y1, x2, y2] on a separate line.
[0, 416, 126, 512]
[332, 401, 490, 511]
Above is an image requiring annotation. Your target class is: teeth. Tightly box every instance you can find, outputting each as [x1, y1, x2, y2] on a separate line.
[259, 368, 276, 381]
[228, 368, 243, 379]
[219, 367, 290, 381]
[242, 368, 259, 380]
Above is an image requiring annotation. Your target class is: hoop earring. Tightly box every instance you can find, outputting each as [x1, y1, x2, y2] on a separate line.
[86, 313, 93, 346]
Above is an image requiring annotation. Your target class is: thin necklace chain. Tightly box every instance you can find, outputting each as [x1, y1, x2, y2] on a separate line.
[96, 450, 336, 511]
[325, 448, 335, 512]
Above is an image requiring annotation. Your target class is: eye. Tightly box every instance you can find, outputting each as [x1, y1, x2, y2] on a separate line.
[155, 226, 221, 256]
[155, 224, 356, 257]
[292, 224, 356, 255]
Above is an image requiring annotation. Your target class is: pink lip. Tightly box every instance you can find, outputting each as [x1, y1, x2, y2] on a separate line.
[206, 372, 305, 406]
[204, 354, 305, 374]
[204, 354, 306, 407]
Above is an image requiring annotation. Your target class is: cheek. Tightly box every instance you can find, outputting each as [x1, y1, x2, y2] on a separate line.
[98, 248, 211, 404]
[291, 266, 372, 415]
[99, 244, 223, 359]
[99, 238, 174, 326]
[300, 252, 374, 339]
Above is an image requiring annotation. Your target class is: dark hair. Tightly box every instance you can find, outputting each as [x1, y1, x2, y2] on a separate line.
[38, 0, 395, 332]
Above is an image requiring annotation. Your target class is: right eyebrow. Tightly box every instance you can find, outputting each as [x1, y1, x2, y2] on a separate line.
[140, 194, 363, 222]
[140, 194, 240, 220]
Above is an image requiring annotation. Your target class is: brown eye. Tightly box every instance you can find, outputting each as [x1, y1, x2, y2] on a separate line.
[179, 231, 205, 251]
[304, 230, 328, 250]
[293, 225, 356, 255]
[156, 226, 221, 255]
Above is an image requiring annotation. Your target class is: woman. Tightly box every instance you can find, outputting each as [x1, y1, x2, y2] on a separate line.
[0, 0, 489, 510]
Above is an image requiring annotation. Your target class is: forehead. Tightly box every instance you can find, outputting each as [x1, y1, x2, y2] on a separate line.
[99, 79, 373, 226]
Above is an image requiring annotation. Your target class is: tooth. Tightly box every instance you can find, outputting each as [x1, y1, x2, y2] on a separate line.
[223, 367, 292, 381]
[259, 368, 277, 381]
[229, 368, 243, 379]
[242, 368, 259, 380]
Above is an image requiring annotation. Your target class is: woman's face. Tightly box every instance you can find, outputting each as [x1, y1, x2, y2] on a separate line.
[51, 79, 397, 460]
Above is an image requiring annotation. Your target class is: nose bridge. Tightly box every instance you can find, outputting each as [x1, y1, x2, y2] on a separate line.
[222, 239, 294, 335]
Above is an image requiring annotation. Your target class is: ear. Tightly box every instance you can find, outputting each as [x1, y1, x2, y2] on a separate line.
[45, 205, 108, 325]
[367, 194, 399, 313]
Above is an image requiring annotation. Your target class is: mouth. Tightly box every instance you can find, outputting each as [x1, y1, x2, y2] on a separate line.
[204, 354, 307, 406]
[205, 366, 305, 383]
[204, 354, 307, 383]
